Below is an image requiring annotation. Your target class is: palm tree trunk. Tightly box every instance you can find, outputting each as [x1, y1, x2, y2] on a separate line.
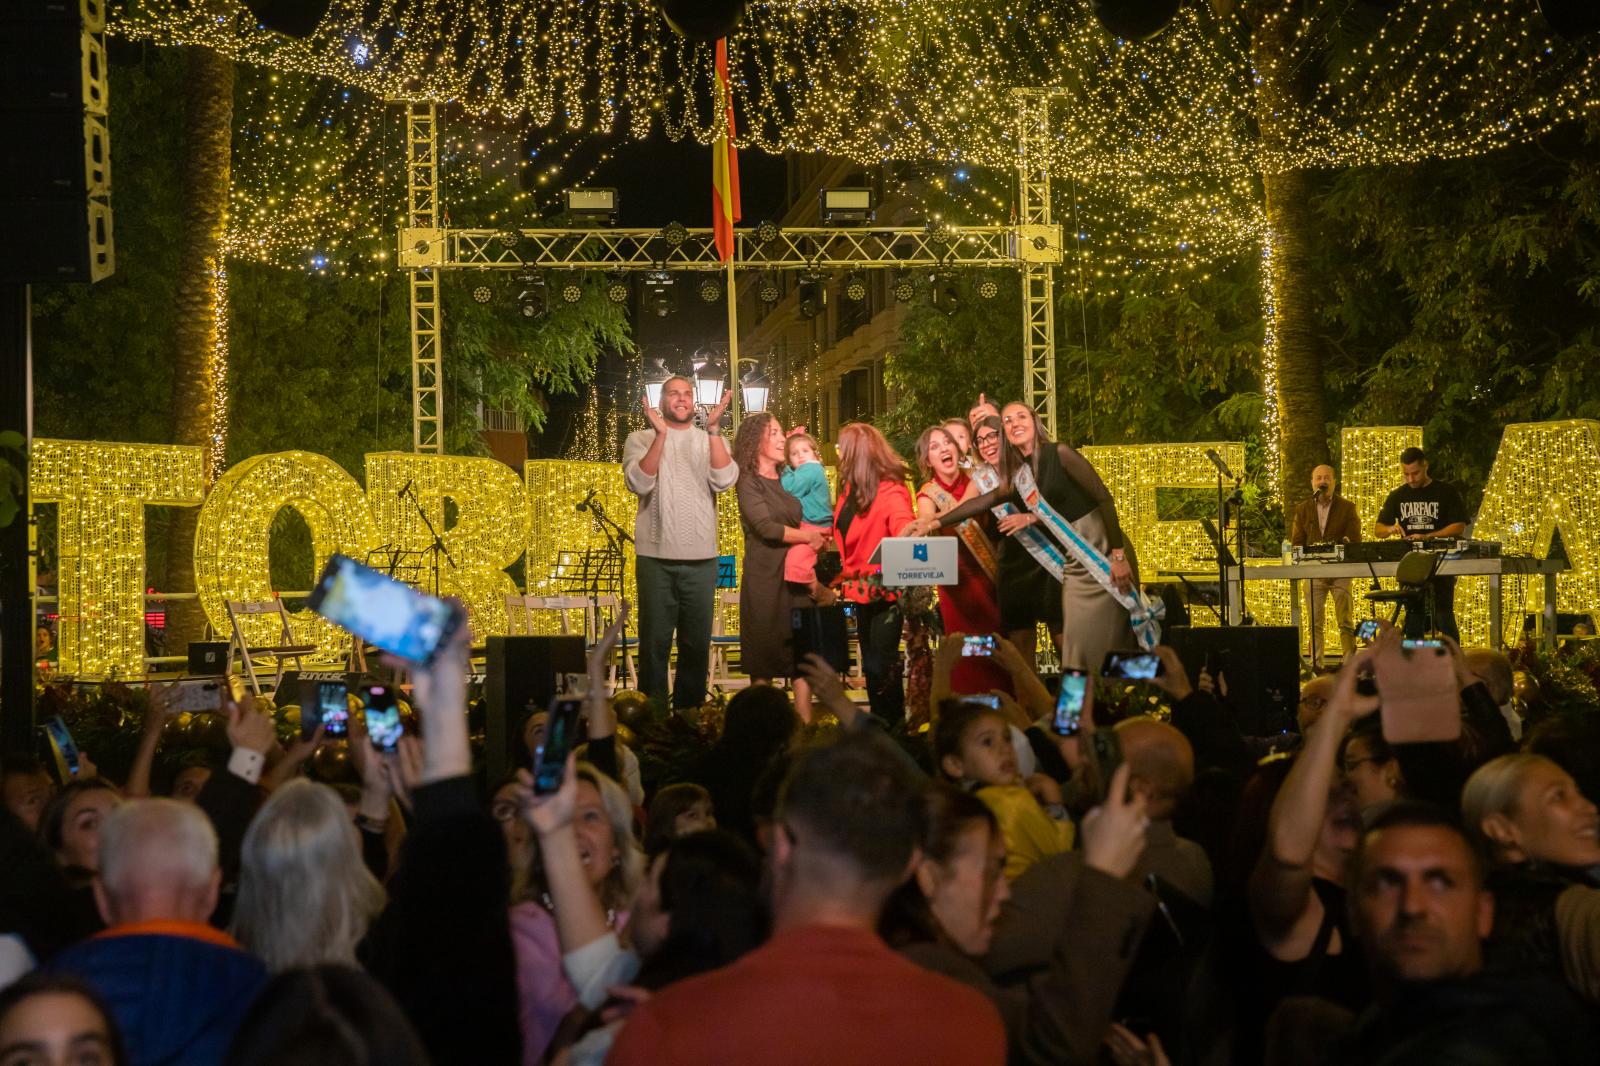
[165, 45, 233, 654]
[1261, 167, 1329, 505]
[1251, 0, 1329, 505]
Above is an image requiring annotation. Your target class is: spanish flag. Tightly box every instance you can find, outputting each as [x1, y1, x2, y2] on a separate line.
[712, 37, 741, 264]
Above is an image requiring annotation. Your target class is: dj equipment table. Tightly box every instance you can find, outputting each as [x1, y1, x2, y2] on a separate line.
[1224, 556, 1568, 650]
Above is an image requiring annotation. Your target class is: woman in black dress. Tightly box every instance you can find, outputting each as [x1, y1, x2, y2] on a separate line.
[732, 413, 829, 721]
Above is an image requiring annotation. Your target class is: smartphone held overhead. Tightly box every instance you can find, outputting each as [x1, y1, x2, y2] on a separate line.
[363, 685, 403, 754]
[1375, 639, 1461, 744]
[962, 635, 997, 657]
[307, 553, 466, 665]
[1102, 651, 1164, 681]
[1053, 669, 1089, 737]
[534, 697, 585, 795]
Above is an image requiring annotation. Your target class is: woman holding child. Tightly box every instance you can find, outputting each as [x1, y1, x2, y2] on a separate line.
[732, 413, 829, 720]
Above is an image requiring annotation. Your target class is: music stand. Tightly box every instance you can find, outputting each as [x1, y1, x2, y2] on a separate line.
[556, 491, 634, 688]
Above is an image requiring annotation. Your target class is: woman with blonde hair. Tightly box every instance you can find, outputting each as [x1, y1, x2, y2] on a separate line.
[831, 422, 916, 722]
[510, 763, 645, 1065]
[1463, 752, 1600, 1002]
[231, 778, 386, 973]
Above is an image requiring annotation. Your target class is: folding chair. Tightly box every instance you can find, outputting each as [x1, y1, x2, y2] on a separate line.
[710, 588, 745, 690]
[1364, 550, 1441, 631]
[224, 599, 318, 697]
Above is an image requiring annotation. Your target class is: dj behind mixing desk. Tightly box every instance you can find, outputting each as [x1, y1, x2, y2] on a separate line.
[1226, 539, 1569, 650]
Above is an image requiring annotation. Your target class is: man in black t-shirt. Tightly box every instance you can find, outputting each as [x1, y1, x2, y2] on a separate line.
[1375, 446, 1468, 641]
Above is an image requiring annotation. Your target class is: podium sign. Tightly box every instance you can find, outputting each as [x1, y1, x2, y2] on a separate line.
[869, 537, 960, 586]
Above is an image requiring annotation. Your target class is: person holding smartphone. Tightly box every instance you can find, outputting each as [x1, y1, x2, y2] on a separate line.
[623, 375, 738, 712]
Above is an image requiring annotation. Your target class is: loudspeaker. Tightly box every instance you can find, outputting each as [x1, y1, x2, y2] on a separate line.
[0, 0, 114, 284]
[187, 640, 230, 677]
[1164, 626, 1300, 737]
[484, 635, 585, 782]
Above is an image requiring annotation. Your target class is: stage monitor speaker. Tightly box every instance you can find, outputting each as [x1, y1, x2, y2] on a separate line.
[0, 0, 114, 284]
[484, 635, 585, 783]
[1164, 625, 1300, 737]
[187, 640, 230, 677]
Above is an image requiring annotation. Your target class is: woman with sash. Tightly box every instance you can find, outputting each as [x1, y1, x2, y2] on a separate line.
[914, 402, 1139, 673]
[912, 425, 1008, 695]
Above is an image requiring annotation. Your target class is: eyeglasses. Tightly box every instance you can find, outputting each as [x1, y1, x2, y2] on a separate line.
[975, 432, 1000, 444]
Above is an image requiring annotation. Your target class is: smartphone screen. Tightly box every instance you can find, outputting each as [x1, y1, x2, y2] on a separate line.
[1402, 638, 1445, 650]
[307, 553, 466, 664]
[1102, 651, 1164, 681]
[42, 716, 81, 782]
[962, 635, 997, 657]
[363, 685, 402, 754]
[534, 697, 585, 795]
[301, 680, 349, 740]
[170, 680, 223, 714]
[962, 694, 1002, 710]
[1356, 619, 1381, 642]
[1054, 670, 1088, 736]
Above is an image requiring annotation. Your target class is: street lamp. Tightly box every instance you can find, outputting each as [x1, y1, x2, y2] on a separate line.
[740, 366, 771, 414]
[692, 350, 727, 409]
[642, 357, 673, 409]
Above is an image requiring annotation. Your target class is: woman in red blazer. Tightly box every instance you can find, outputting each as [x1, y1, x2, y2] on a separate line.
[832, 422, 916, 722]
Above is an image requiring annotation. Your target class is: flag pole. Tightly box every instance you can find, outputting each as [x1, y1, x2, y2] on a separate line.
[726, 256, 740, 425]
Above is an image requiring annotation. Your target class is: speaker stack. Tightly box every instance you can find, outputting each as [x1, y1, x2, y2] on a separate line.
[0, 0, 114, 284]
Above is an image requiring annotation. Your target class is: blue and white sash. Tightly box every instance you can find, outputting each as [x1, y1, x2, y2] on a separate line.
[1012, 464, 1164, 650]
[970, 462, 1066, 582]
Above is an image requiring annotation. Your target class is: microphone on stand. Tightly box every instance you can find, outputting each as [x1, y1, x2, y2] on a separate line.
[397, 479, 414, 499]
[576, 488, 598, 513]
[1204, 448, 1236, 482]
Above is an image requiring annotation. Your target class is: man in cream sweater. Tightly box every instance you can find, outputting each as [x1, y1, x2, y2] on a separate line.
[623, 376, 737, 709]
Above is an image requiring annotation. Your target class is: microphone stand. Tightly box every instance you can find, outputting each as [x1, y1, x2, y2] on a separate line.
[1214, 467, 1231, 626]
[583, 496, 634, 691]
[1230, 481, 1250, 625]
[400, 482, 455, 596]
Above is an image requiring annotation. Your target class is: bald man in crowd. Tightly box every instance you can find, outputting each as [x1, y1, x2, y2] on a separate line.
[1290, 464, 1363, 671]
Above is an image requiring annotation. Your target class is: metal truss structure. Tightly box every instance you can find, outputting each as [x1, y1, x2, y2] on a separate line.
[399, 91, 1065, 453]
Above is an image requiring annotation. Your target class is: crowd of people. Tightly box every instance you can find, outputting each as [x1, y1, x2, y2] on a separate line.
[3, 385, 1598, 1066]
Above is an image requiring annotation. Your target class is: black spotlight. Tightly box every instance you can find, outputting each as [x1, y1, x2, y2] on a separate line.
[242, 0, 332, 38]
[559, 275, 585, 304]
[641, 271, 677, 318]
[660, 221, 689, 248]
[931, 272, 960, 315]
[798, 274, 827, 319]
[605, 273, 630, 304]
[892, 275, 915, 303]
[472, 285, 493, 304]
[514, 272, 548, 319]
[1090, 0, 1182, 41]
[843, 273, 868, 302]
[698, 275, 723, 303]
[978, 278, 999, 300]
[758, 276, 781, 303]
[496, 229, 521, 250]
[754, 219, 780, 244]
[658, 0, 749, 41]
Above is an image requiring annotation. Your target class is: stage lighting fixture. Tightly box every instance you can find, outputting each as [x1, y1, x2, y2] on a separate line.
[660, 221, 689, 248]
[515, 272, 548, 319]
[641, 271, 677, 318]
[740, 366, 771, 415]
[559, 275, 585, 304]
[472, 285, 493, 304]
[820, 187, 875, 226]
[754, 219, 780, 244]
[931, 272, 961, 315]
[843, 273, 868, 302]
[978, 278, 999, 300]
[496, 229, 521, 249]
[564, 187, 618, 225]
[698, 275, 723, 303]
[758, 276, 781, 303]
[605, 273, 630, 304]
[893, 275, 915, 303]
[797, 274, 827, 319]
